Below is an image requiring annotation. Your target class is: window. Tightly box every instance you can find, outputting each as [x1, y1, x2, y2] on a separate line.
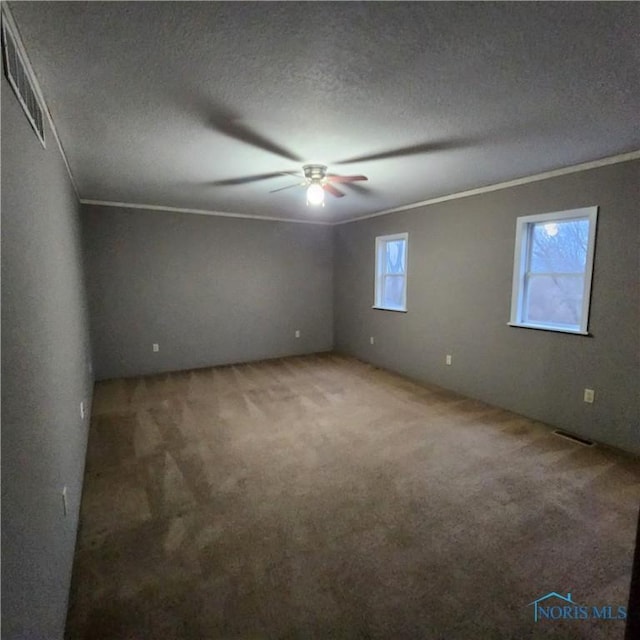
[509, 207, 598, 334]
[374, 232, 408, 311]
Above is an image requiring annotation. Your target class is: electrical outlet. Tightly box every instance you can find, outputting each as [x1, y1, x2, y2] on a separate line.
[370, 336, 375, 345]
[295, 330, 301, 338]
[80, 401, 85, 419]
[152, 343, 159, 352]
[584, 388, 595, 404]
[62, 486, 68, 517]
[445, 354, 452, 366]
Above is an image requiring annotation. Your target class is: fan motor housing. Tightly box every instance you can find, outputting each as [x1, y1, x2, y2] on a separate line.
[303, 164, 327, 182]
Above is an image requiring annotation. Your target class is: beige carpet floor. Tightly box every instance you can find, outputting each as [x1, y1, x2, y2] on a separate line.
[66, 354, 640, 639]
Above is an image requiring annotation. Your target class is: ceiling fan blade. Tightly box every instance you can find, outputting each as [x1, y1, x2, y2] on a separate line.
[326, 174, 368, 183]
[209, 171, 297, 187]
[334, 139, 465, 164]
[281, 171, 304, 178]
[269, 182, 306, 193]
[209, 108, 303, 162]
[342, 182, 370, 195]
[323, 183, 345, 198]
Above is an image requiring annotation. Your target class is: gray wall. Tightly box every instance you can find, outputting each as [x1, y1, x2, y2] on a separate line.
[1, 77, 93, 637]
[335, 160, 640, 455]
[83, 205, 334, 379]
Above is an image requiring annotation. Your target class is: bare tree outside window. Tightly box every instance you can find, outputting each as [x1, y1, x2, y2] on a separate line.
[383, 240, 406, 309]
[510, 207, 597, 334]
[525, 219, 589, 328]
[375, 233, 408, 311]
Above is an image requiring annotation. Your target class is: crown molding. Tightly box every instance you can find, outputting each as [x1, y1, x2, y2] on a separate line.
[79, 199, 333, 226]
[335, 150, 640, 225]
[80, 149, 640, 227]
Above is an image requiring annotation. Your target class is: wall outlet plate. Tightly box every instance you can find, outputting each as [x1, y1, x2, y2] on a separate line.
[584, 388, 595, 403]
[295, 330, 300, 338]
[152, 343, 159, 352]
[446, 354, 452, 365]
[370, 336, 375, 345]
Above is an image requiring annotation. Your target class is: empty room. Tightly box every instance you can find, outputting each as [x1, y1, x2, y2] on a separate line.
[2, 2, 639, 638]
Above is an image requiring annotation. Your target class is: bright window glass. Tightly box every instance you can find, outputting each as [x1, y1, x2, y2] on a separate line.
[510, 208, 598, 334]
[375, 233, 408, 311]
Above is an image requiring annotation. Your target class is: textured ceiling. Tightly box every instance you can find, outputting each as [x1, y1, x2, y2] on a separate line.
[9, 1, 640, 223]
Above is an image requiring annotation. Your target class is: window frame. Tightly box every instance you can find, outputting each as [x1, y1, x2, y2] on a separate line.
[373, 232, 409, 312]
[509, 206, 598, 335]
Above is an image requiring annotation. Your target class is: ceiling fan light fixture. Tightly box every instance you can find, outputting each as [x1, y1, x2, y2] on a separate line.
[306, 183, 325, 206]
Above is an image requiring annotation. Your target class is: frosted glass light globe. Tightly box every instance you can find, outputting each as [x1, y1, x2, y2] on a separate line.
[306, 183, 325, 205]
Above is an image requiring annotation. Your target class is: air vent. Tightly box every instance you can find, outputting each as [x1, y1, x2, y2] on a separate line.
[553, 429, 595, 447]
[2, 18, 45, 147]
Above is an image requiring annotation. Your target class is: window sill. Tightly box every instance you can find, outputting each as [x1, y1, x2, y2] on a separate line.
[507, 322, 590, 336]
[372, 306, 407, 313]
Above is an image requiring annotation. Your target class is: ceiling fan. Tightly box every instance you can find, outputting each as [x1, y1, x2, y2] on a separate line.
[269, 164, 367, 206]
[203, 102, 472, 205]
